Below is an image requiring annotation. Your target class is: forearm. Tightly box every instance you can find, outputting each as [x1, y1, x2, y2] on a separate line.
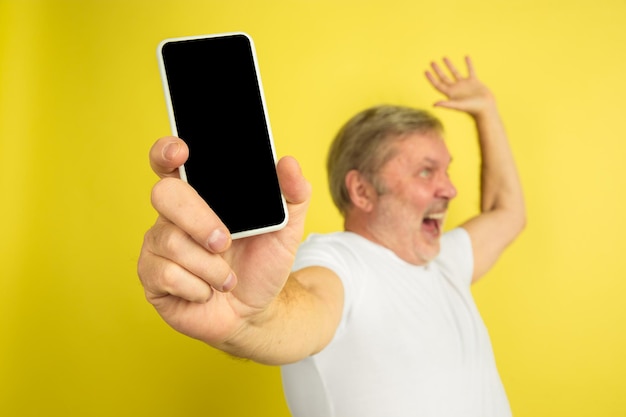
[474, 98, 526, 228]
[219, 267, 343, 366]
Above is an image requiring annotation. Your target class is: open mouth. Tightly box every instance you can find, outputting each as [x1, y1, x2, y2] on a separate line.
[422, 212, 445, 236]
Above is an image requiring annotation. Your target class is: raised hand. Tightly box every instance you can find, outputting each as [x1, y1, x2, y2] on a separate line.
[425, 56, 496, 117]
[425, 57, 526, 283]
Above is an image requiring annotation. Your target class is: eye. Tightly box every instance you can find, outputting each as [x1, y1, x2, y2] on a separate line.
[418, 168, 433, 178]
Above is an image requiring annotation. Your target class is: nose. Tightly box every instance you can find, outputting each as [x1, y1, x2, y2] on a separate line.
[437, 174, 457, 200]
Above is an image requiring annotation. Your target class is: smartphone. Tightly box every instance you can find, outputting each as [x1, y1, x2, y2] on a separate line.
[157, 32, 288, 239]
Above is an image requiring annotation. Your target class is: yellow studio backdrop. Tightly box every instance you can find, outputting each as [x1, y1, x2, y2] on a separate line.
[1, 0, 625, 416]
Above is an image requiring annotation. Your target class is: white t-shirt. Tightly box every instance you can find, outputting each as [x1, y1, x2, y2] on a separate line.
[281, 228, 511, 417]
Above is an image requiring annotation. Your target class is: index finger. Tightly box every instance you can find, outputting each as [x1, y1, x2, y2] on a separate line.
[149, 136, 190, 179]
[151, 177, 232, 253]
[464, 56, 476, 78]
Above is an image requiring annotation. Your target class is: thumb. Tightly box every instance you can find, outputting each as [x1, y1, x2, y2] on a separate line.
[276, 156, 311, 206]
[433, 100, 464, 111]
[433, 98, 482, 115]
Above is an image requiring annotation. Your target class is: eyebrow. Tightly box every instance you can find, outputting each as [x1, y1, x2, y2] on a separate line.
[420, 156, 453, 167]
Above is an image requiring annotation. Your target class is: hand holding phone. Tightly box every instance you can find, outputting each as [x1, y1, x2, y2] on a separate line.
[157, 32, 288, 239]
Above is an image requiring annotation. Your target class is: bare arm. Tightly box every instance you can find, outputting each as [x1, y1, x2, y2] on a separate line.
[138, 137, 343, 365]
[426, 57, 526, 282]
[224, 266, 344, 365]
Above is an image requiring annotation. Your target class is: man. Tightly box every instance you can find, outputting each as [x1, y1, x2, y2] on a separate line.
[138, 56, 525, 416]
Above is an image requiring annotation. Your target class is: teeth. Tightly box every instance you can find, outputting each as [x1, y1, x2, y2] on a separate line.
[425, 212, 446, 220]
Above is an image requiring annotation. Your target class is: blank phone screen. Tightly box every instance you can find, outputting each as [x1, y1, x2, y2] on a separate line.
[160, 34, 286, 236]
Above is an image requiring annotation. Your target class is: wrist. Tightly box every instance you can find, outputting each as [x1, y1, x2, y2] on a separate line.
[472, 95, 499, 122]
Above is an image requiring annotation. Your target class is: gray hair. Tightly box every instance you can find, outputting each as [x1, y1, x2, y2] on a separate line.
[326, 104, 443, 215]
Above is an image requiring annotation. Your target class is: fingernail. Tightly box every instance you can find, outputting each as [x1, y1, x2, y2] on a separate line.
[221, 272, 237, 292]
[207, 229, 229, 252]
[163, 141, 181, 161]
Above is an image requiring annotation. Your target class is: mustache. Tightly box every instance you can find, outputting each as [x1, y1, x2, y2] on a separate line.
[424, 201, 449, 215]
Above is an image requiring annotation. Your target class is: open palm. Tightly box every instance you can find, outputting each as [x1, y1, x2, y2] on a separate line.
[425, 56, 495, 117]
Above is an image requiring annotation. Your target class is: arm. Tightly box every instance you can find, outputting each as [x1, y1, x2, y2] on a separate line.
[425, 57, 526, 283]
[138, 137, 343, 365]
[225, 266, 344, 365]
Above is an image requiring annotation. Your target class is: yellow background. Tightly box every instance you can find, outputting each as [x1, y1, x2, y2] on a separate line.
[2, 0, 626, 416]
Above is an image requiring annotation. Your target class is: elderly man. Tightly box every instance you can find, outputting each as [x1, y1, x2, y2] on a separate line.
[138, 56, 525, 416]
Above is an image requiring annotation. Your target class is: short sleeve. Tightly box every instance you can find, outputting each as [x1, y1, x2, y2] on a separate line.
[292, 233, 367, 336]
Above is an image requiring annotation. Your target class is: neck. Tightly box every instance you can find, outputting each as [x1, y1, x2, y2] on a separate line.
[344, 214, 429, 266]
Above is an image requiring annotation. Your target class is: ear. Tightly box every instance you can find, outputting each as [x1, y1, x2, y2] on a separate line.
[345, 170, 377, 212]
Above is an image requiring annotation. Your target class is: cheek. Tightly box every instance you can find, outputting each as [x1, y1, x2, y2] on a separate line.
[408, 188, 433, 211]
